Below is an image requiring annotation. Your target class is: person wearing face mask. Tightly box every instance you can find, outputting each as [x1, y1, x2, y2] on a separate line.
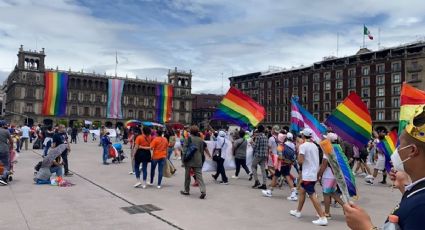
[344, 107, 425, 230]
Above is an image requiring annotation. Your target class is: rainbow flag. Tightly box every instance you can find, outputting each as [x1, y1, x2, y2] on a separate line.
[325, 92, 372, 148]
[333, 144, 357, 197]
[399, 83, 425, 133]
[211, 87, 265, 129]
[377, 130, 398, 172]
[291, 97, 326, 142]
[107, 79, 124, 119]
[42, 71, 69, 116]
[155, 85, 173, 123]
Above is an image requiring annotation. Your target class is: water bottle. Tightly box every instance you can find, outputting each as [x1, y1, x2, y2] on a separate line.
[383, 215, 401, 230]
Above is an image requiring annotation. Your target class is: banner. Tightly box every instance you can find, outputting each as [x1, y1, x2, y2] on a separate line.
[155, 85, 173, 123]
[107, 79, 124, 119]
[42, 71, 69, 116]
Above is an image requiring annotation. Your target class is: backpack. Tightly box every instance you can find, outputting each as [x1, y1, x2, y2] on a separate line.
[282, 144, 296, 164]
[183, 137, 198, 163]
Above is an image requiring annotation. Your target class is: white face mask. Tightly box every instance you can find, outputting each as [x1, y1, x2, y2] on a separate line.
[391, 145, 413, 172]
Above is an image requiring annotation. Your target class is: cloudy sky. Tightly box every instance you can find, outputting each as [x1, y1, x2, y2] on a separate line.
[0, 0, 424, 93]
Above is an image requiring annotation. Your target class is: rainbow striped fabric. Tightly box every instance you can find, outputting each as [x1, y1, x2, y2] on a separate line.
[325, 92, 372, 148]
[333, 144, 357, 197]
[155, 85, 173, 123]
[291, 97, 326, 142]
[212, 87, 265, 129]
[399, 83, 425, 132]
[377, 130, 398, 172]
[42, 71, 69, 116]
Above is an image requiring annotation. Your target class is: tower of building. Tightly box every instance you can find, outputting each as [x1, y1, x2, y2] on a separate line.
[168, 67, 192, 124]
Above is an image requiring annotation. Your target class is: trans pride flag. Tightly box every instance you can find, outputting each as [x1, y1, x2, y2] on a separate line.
[42, 71, 68, 116]
[212, 87, 265, 129]
[107, 79, 124, 119]
[291, 97, 326, 142]
[155, 85, 173, 123]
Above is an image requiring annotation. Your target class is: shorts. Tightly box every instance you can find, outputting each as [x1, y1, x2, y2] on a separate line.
[301, 181, 316, 195]
[375, 159, 385, 171]
[321, 178, 337, 194]
[280, 164, 291, 177]
[274, 169, 282, 177]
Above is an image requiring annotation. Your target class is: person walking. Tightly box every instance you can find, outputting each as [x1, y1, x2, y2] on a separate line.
[0, 121, 13, 185]
[82, 126, 89, 143]
[180, 125, 211, 199]
[71, 126, 78, 144]
[101, 132, 112, 165]
[251, 125, 268, 190]
[149, 130, 168, 189]
[231, 129, 252, 180]
[132, 127, 152, 188]
[289, 128, 327, 226]
[51, 125, 72, 176]
[211, 130, 228, 185]
[20, 124, 30, 151]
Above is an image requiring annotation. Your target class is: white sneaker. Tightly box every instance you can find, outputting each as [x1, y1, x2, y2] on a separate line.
[134, 182, 142, 188]
[177, 157, 181, 160]
[365, 179, 374, 185]
[359, 172, 367, 177]
[289, 210, 302, 218]
[157, 185, 161, 189]
[129, 171, 135, 175]
[287, 192, 298, 201]
[261, 189, 272, 197]
[147, 182, 153, 186]
[142, 184, 146, 189]
[231, 175, 239, 179]
[312, 217, 328, 226]
[365, 175, 374, 179]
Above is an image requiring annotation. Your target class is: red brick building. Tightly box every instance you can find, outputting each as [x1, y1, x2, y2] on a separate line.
[192, 93, 226, 129]
[229, 41, 425, 132]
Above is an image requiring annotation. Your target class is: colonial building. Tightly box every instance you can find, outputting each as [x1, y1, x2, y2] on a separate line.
[229, 41, 425, 132]
[191, 93, 226, 129]
[4, 45, 192, 127]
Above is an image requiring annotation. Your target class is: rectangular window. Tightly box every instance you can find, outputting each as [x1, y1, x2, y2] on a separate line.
[392, 74, 401, 83]
[313, 74, 320, 82]
[377, 75, 385, 85]
[248, 82, 252, 88]
[84, 107, 89, 116]
[303, 86, 308, 92]
[409, 73, 419, 82]
[392, 62, 401, 72]
[314, 93, 320, 102]
[377, 64, 385, 74]
[362, 77, 370, 86]
[302, 76, 308, 84]
[392, 98, 400, 107]
[313, 103, 319, 111]
[324, 102, 330, 111]
[267, 81, 272, 88]
[293, 87, 298, 96]
[313, 83, 320, 91]
[324, 72, 331, 80]
[260, 82, 264, 88]
[363, 100, 370, 108]
[293, 77, 298, 85]
[313, 113, 320, 120]
[377, 99, 385, 108]
[324, 92, 330, 100]
[324, 81, 331, 90]
[283, 79, 289, 87]
[336, 80, 343, 89]
[362, 66, 369, 76]
[95, 107, 101, 116]
[336, 71, 342, 80]
[71, 106, 77, 115]
[392, 85, 401, 95]
[275, 80, 280, 87]
[362, 88, 370, 98]
[377, 87, 385, 97]
[392, 110, 400, 120]
[348, 78, 356, 88]
[336, 91, 343, 99]
[348, 69, 355, 77]
[377, 111, 385, 121]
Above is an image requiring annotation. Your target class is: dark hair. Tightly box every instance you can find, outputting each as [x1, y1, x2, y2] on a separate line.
[157, 130, 163, 136]
[142, 126, 151, 135]
[239, 129, 245, 138]
[257, 125, 265, 133]
[190, 125, 199, 136]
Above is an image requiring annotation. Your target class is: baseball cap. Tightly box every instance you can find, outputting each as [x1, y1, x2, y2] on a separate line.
[0, 120, 7, 127]
[323, 132, 338, 142]
[301, 128, 313, 137]
[218, 130, 226, 137]
[286, 132, 294, 141]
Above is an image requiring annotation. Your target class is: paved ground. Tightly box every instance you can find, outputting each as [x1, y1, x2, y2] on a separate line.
[1, 137, 401, 230]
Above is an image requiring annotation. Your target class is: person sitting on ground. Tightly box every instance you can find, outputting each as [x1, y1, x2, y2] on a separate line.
[34, 144, 68, 184]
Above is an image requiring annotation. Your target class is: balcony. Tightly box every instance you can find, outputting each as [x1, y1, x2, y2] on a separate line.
[407, 64, 423, 73]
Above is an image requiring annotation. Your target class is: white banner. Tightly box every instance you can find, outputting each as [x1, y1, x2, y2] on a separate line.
[88, 129, 116, 137]
[84, 120, 92, 125]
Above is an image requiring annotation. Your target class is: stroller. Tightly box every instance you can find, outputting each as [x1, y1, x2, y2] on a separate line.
[111, 143, 125, 163]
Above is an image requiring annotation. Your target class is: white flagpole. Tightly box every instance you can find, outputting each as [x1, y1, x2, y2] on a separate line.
[115, 51, 118, 77]
[363, 25, 365, 48]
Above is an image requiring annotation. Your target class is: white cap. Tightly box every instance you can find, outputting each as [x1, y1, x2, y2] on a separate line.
[219, 130, 226, 137]
[286, 132, 294, 141]
[323, 132, 338, 142]
[301, 128, 313, 137]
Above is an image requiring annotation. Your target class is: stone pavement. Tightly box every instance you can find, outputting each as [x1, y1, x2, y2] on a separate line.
[1, 138, 401, 230]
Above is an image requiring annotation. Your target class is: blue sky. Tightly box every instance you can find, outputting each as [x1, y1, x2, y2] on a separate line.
[0, 0, 424, 93]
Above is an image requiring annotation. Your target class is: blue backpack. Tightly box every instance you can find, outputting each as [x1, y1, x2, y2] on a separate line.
[282, 144, 296, 163]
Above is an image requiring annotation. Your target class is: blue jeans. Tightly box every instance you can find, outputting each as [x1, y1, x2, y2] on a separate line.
[50, 166, 63, 177]
[102, 146, 109, 163]
[0, 153, 9, 180]
[43, 140, 52, 157]
[134, 161, 148, 181]
[150, 158, 165, 186]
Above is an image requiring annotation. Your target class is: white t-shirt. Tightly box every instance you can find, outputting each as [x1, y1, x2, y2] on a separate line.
[21, 126, 30, 138]
[299, 141, 320, 181]
[322, 154, 335, 179]
[268, 136, 278, 155]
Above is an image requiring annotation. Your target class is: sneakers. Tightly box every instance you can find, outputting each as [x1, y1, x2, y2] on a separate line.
[129, 171, 135, 175]
[365, 175, 374, 179]
[252, 180, 260, 188]
[103, 162, 110, 165]
[289, 210, 302, 218]
[157, 185, 161, 189]
[64, 172, 73, 177]
[211, 175, 218, 181]
[219, 181, 229, 185]
[365, 179, 374, 185]
[248, 173, 253, 181]
[287, 195, 298, 201]
[231, 175, 239, 179]
[142, 184, 147, 189]
[257, 184, 267, 190]
[147, 182, 153, 186]
[0, 178, 7, 186]
[180, 190, 190, 196]
[358, 172, 367, 177]
[200, 193, 206, 199]
[134, 182, 142, 188]
[379, 180, 387, 184]
[261, 189, 272, 197]
[312, 217, 328, 226]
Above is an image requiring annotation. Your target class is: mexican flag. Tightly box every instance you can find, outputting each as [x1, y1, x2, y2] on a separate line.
[364, 25, 373, 40]
[399, 83, 425, 133]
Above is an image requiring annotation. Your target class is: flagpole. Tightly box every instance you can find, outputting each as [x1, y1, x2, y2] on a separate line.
[115, 51, 118, 77]
[363, 24, 365, 48]
[336, 32, 339, 57]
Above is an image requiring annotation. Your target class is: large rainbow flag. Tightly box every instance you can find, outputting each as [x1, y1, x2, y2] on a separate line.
[291, 97, 326, 142]
[211, 87, 265, 129]
[155, 85, 173, 123]
[42, 71, 69, 116]
[107, 79, 124, 119]
[399, 83, 425, 133]
[325, 92, 372, 148]
[377, 130, 398, 173]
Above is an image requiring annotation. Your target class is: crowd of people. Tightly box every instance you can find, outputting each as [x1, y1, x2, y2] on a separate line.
[1, 113, 425, 229]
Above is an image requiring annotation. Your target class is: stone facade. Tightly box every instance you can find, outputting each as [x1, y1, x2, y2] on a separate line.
[229, 41, 425, 132]
[4, 46, 192, 127]
[191, 93, 226, 129]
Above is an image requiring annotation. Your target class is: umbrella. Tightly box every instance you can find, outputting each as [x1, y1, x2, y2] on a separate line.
[142, 121, 164, 127]
[125, 120, 142, 127]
